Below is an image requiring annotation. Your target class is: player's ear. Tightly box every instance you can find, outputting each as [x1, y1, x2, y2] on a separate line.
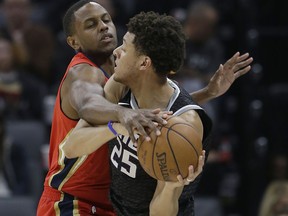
[67, 36, 81, 50]
[139, 56, 152, 70]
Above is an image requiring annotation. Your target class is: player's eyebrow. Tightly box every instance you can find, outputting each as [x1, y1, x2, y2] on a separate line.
[101, 13, 110, 19]
[84, 13, 110, 22]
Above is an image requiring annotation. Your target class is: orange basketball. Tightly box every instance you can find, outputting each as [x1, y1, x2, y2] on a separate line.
[137, 116, 202, 182]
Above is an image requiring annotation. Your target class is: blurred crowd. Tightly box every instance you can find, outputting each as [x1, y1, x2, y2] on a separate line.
[0, 0, 287, 216]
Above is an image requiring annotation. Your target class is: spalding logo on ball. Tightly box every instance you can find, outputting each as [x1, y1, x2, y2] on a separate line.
[137, 116, 202, 182]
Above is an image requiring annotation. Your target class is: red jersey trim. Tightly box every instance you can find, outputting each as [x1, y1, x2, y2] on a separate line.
[48, 129, 88, 190]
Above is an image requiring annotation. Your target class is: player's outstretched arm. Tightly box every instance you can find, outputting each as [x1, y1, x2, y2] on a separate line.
[149, 152, 205, 216]
[190, 52, 253, 105]
[62, 109, 171, 158]
[62, 110, 172, 158]
[62, 64, 165, 144]
[62, 120, 129, 158]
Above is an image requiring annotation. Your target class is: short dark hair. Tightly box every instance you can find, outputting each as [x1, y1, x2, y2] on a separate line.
[127, 11, 186, 76]
[63, 0, 97, 36]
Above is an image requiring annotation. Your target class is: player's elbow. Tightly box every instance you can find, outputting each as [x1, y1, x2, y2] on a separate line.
[78, 104, 88, 120]
[78, 101, 94, 121]
[77, 94, 103, 121]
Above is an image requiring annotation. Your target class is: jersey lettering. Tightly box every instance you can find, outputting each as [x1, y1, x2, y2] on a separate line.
[110, 135, 139, 178]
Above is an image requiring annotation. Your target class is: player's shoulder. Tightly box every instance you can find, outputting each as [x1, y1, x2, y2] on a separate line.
[67, 63, 106, 83]
[177, 109, 204, 137]
[68, 63, 102, 76]
[177, 109, 202, 124]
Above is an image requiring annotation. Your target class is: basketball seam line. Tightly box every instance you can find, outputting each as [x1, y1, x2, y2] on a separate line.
[164, 123, 199, 177]
[152, 126, 162, 180]
[166, 126, 181, 180]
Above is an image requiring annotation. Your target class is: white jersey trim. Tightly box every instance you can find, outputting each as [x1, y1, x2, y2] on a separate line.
[173, 104, 203, 116]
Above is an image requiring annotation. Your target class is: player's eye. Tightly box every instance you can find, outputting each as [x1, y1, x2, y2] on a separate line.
[85, 21, 96, 28]
[102, 18, 111, 23]
[102, 14, 111, 23]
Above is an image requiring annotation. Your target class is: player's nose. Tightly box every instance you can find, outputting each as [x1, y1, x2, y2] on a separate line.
[113, 47, 120, 58]
[99, 20, 109, 32]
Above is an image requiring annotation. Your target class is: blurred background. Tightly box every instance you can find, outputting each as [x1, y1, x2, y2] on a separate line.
[0, 0, 287, 215]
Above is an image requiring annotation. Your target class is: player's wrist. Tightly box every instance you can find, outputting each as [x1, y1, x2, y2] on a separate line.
[108, 121, 119, 137]
[206, 84, 219, 98]
[164, 182, 180, 191]
[115, 106, 126, 122]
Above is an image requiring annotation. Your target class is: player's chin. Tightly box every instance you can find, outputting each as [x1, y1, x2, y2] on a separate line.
[105, 39, 117, 49]
[113, 73, 126, 85]
[100, 42, 117, 54]
[112, 71, 121, 82]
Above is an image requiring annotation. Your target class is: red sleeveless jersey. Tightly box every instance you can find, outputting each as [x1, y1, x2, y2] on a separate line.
[43, 52, 112, 209]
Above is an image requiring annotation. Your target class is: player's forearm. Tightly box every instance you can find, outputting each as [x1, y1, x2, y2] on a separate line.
[70, 77, 124, 125]
[78, 94, 125, 125]
[190, 86, 216, 105]
[149, 186, 183, 216]
[63, 125, 117, 158]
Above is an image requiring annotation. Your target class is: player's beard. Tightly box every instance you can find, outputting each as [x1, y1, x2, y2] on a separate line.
[82, 48, 114, 63]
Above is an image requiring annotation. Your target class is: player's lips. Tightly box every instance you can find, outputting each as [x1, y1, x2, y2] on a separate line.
[100, 33, 113, 42]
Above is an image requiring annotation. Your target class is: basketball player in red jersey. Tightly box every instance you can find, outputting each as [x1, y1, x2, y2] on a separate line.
[36, 1, 167, 215]
[61, 11, 253, 216]
[37, 1, 253, 216]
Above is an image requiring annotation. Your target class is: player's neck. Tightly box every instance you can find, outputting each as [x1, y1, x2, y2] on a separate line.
[132, 79, 174, 110]
[99, 58, 114, 77]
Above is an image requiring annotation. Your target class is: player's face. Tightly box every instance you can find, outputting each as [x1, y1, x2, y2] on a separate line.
[71, 2, 117, 55]
[113, 32, 141, 86]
